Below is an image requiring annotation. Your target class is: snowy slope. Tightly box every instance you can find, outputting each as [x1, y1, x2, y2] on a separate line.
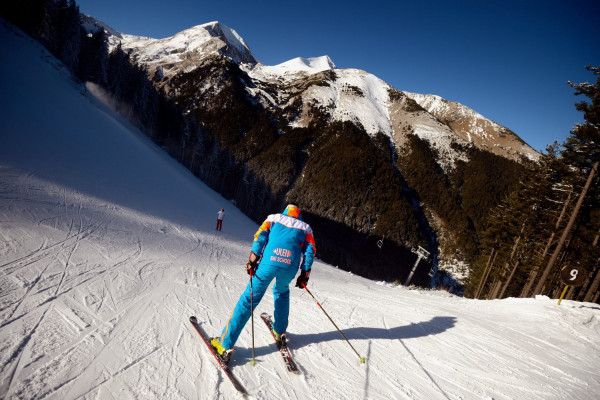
[1, 20, 600, 400]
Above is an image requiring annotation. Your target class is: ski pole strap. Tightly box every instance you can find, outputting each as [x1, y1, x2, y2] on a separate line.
[301, 283, 366, 364]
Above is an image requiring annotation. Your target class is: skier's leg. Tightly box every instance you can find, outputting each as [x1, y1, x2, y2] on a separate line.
[272, 268, 296, 335]
[220, 266, 275, 349]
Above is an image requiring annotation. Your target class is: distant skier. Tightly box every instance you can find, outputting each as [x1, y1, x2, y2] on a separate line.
[216, 208, 225, 231]
[211, 204, 316, 363]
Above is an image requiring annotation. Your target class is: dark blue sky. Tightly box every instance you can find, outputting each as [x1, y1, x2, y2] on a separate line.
[76, 0, 599, 153]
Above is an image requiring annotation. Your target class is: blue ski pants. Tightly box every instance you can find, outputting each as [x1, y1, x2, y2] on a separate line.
[220, 264, 297, 350]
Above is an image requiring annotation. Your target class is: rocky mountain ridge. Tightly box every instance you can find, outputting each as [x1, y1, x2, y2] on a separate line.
[96, 19, 538, 167]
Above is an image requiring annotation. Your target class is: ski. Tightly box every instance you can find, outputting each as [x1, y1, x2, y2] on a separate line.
[260, 313, 301, 374]
[189, 316, 248, 396]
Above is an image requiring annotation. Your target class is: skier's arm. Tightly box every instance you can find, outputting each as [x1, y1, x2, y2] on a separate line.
[301, 231, 316, 272]
[251, 217, 272, 257]
[296, 235, 315, 288]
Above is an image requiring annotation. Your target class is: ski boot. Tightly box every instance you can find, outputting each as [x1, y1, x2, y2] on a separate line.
[210, 337, 235, 364]
[272, 329, 287, 348]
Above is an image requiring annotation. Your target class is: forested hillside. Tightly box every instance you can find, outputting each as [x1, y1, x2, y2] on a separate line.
[465, 66, 600, 302]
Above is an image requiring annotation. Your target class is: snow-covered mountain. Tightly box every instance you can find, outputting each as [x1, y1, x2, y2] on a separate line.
[106, 20, 257, 81]
[1, 20, 599, 400]
[247, 63, 539, 166]
[95, 17, 538, 166]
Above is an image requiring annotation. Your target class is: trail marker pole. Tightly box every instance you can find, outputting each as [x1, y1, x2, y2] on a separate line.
[557, 286, 569, 305]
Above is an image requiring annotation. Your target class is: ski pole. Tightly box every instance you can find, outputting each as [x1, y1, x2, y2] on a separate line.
[301, 283, 366, 364]
[249, 271, 257, 366]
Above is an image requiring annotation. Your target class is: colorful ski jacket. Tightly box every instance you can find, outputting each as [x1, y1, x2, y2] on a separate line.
[251, 205, 316, 272]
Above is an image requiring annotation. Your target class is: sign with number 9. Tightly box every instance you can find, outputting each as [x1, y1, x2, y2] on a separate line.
[560, 265, 588, 286]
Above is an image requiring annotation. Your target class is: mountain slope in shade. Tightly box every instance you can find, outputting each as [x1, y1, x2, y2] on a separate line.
[0, 21, 598, 400]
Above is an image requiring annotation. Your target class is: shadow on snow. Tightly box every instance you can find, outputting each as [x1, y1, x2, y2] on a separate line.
[232, 315, 456, 365]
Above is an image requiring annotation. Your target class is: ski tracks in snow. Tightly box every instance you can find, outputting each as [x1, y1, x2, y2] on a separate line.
[0, 170, 178, 399]
[1, 164, 599, 399]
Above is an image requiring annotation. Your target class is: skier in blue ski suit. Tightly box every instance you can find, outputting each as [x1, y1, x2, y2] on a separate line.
[211, 204, 316, 361]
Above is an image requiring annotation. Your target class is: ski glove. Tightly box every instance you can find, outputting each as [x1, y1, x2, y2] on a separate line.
[245, 252, 259, 275]
[245, 260, 258, 275]
[295, 269, 311, 288]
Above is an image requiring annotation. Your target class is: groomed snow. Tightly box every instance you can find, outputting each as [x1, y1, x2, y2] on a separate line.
[1, 20, 599, 400]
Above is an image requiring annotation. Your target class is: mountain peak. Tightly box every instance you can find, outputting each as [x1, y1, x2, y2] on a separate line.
[249, 55, 336, 82]
[103, 20, 258, 82]
[275, 56, 336, 73]
[80, 15, 123, 38]
[190, 21, 255, 63]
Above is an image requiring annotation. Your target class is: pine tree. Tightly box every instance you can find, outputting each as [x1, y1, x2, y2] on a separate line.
[77, 28, 108, 86]
[55, 0, 81, 72]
